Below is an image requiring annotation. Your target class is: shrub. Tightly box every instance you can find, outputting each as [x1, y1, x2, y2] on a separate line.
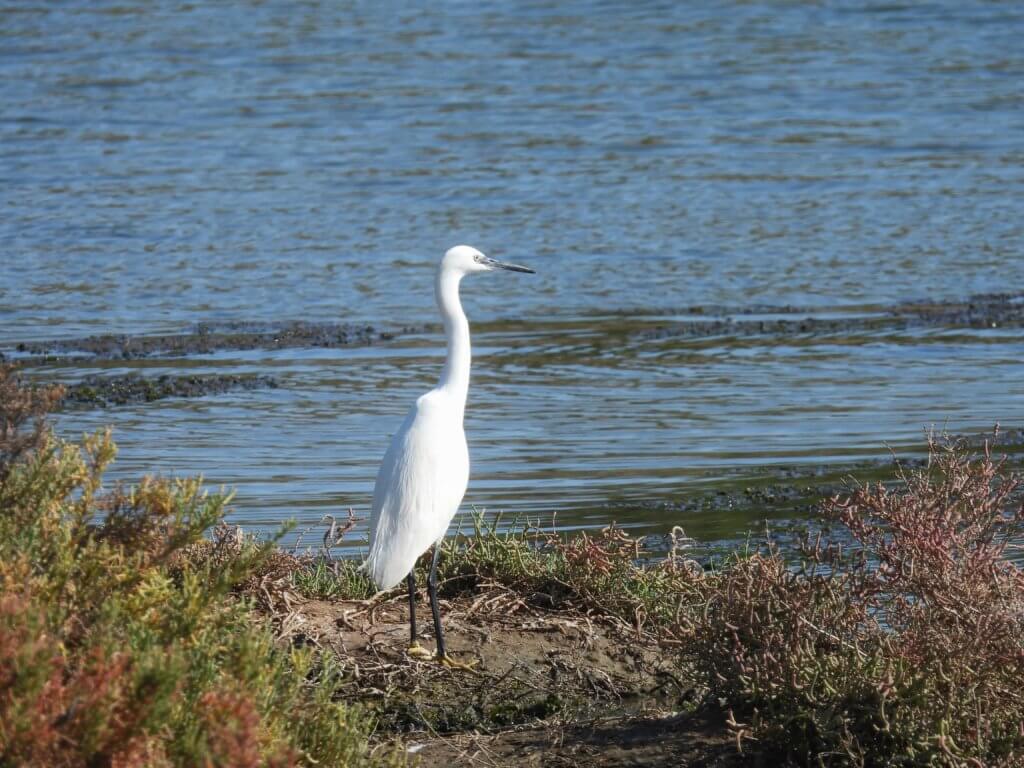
[684, 434, 1024, 766]
[0, 365, 391, 767]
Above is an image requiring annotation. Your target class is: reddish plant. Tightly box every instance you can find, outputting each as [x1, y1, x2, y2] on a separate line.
[0, 592, 160, 767]
[0, 364, 62, 485]
[683, 434, 1024, 765]
[825, 436, 1024, 762]
[197, 689, 295, 768]
[0, 592, 64, 763]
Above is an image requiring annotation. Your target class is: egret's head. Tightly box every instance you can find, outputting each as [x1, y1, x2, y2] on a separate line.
[442, 245, 535, 276]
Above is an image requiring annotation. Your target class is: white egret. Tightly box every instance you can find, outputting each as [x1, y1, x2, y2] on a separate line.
[363, 245, 534, 663]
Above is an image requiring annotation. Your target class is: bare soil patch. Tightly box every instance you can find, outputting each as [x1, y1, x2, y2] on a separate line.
[409, 710, 745, 767]
[267, 590, 742, 767]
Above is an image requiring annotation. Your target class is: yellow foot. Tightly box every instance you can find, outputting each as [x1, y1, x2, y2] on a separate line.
[407, 642, 433, 660]
[439, 654, 479, 672]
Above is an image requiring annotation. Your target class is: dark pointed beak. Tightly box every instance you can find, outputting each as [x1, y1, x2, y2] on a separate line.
[484, 257, 535, 274]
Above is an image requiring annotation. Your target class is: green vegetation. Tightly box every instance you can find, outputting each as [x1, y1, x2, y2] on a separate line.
[0, 366, 394, 767]
[290, 556, 376, 602]
[435, 513, 705, 627]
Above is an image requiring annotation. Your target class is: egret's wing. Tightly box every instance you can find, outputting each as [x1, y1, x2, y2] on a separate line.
[364, 394, 468, 590]
[365, 408, 412, 553]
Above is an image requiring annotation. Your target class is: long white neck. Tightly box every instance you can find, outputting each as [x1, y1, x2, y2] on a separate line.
[435, 267, 471, 407]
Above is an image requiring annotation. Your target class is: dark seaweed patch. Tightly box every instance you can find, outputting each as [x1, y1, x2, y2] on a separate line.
[640, 292, 1024, 341]
[60, 373, 279, 409]
[12, 321, 393, 361]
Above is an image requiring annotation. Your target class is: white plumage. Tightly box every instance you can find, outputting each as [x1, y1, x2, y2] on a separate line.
[364, 389, 469, 589]
[363, 245, 534, 601]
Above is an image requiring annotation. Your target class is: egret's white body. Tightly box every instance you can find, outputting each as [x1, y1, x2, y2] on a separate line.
[364, 388, 470, 589]
[364, 246, 533, 595]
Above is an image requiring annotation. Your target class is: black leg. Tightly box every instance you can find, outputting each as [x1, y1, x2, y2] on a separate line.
[406, 571, 417, 644]
[427, 542, 446, 659]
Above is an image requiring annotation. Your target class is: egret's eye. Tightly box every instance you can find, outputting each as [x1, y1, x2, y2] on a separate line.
[472, 254, 483, 263]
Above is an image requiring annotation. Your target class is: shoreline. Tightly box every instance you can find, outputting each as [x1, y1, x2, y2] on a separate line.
[2, 352, 1022, 765]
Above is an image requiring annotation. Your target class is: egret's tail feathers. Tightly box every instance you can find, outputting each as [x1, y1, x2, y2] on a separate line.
[361, 551, 407, 592]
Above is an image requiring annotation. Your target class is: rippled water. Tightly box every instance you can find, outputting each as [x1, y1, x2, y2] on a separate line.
[2, 1, 1023, 549]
